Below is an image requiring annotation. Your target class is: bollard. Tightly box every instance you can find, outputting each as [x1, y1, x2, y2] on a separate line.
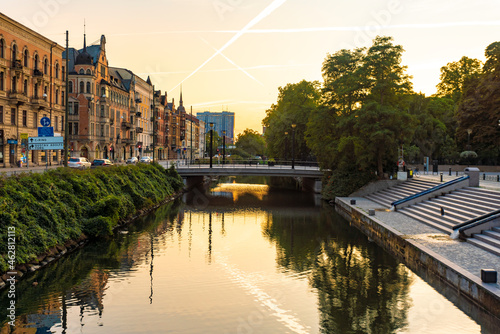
[497, 175, 499, 182]
[483, 173, 486, 180]
[449, 167, 451, 176]
[440, 172, 443, 182]
[350, 199, 356, 205]
[456, 171, 459, 177]
[481, 269, 497, 283]
[369, 209, 375, 216]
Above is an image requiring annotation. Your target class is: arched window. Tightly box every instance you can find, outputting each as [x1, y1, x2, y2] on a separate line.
[23, 49, 28, 67]
[11, 43, 17, 61]
[79, 81, 84, 93]
[34, 54, 39, 70]
[86, 69, 91, 75]
[0, 39, 4, 58]
[86, 82, 91, 93]
[55, 62, 59, 78]
[79, 68, 84, 75]
[68, 81, 73, 93]
[43, 58, 48, 74]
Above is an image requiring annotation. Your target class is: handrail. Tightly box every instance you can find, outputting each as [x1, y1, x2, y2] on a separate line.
[391, 175, 469, 208]
[452, 208, 500, 232]
[451, 210, 500, 239]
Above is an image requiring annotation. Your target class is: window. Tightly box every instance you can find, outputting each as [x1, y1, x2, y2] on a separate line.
[101, 65, 105, 76]
[90, 123, 94, 135]
[68, 81, 73, 93]
[62, 65, 65, 79]
[79, 69, 84, 75]
[69, 122, 78, 135]
[23, 49, 28, 67]
[100, 124, 104, 137]
[55, 116, 58, 131]
[22, 110, 27, 127]
[11, 108, 16, 125]
[43, 58, 48, 74]
[86, 82, 91, 93]
[12, 76, 17, 92]
[55, 88, 59, 104]
[11, 44, 17, 61]
[34, 54, 39, 70]
[100, 105, 105, 117]
[61, 116, 64, 131]
[55, 63, 59, 78]
[101, 87, 105, 97]
[34, 83, 38, 98]
[0, 106, 3, 123]
[44, 86, 48, 97]
[79, 81, 84, 93]
[0, 72, 4, 91]
[86, 69, 91, 75]
[0, 39, 4, 58]
[33, 112, 38, 128]
[61, 91, 65, 106]
[23, 79, 28, 94]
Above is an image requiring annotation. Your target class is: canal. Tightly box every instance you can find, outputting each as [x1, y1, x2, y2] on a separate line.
[0, 176, 496, 333]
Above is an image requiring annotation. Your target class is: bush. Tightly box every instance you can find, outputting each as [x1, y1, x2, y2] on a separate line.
[322, 169, 377, 201]
[0, 163, 184, 272]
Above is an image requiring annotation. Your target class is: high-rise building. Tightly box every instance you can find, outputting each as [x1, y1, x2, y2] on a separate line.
[196, 111, 235, 143]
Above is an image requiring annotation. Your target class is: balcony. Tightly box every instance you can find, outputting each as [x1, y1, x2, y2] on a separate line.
[31, 97, 49, 109]
[8, 91, 29, 105]
[136, 127, 143, 134]
[122, 137, 135, 145]
[135, 98, 142, 103]
[98, 116, 110, 124]
[121, 121, 133, 129]
[100, 96, 108, 104]
[135, 111, 142, 117]
[11, 59, 22, 74]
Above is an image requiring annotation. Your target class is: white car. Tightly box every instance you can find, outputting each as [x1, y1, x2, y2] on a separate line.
[68, 157, 91, 169]
[139, 156, 153, 163]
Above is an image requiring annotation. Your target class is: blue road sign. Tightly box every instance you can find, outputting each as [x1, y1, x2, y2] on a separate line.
[38, 127, 54, 137]
[40, 117, 51, 127]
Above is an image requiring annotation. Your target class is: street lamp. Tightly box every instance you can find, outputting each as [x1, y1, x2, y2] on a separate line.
[291, 124, 296, 169]
[222, 130, 226, 165]
[284, 131, 288, 162]
[467, 128, 472, 150]
[209, 122, 214, 168]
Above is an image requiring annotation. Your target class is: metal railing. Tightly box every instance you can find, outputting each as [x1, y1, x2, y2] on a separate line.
[171, 159, 320, 170]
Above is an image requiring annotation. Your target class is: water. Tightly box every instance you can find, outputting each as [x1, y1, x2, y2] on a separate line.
[1, 177, 496, 333]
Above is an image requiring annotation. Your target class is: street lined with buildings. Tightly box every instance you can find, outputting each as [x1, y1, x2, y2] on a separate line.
[0, 13, 235, 168]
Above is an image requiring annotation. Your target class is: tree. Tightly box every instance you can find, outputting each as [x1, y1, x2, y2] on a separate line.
[235, 129, 266, 157]
[263, 80, 320, 160]
[436, 56, 482, 103]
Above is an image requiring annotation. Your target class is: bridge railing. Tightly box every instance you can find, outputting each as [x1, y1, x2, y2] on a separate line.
[172, 159, 320, 170]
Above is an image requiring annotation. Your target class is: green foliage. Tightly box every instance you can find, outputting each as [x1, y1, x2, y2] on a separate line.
[235, 129, 266, 157]
[436, 56, 482, 103]
[0, 163, 183, 272]
[322, 169, 377, 201]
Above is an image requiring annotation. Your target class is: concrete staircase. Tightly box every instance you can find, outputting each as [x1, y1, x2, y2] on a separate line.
[468, 227, 500, 257]
[364, 179, 440, 208]
[397, 187, 500, 256]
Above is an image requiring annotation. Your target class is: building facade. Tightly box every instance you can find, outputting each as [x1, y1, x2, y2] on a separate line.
[0, 13, 66, 167]
[196, 111, 235, 144]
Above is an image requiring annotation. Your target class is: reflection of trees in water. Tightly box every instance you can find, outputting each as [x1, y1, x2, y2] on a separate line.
[0, 199, 182, 331]
[263, 206, 412, 334]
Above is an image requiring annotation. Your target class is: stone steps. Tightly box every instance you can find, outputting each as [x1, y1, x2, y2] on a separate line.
[364, 179, 440, 208]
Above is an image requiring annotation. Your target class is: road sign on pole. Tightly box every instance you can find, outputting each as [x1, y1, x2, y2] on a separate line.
[29, 136, 63, 144]
[40, 117, 51, 127]
[28, 143, 64, 150]
[38, 127, 54, 137]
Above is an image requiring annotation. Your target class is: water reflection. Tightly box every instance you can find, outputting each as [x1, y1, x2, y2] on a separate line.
[0, 179, 491, 333]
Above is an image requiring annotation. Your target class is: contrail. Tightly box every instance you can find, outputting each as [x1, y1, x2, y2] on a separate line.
[169, 0, 288, 92]
[199, 37, 264, 86]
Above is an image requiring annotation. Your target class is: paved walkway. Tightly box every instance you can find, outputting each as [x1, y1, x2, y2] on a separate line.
[340, 174, 500, 290]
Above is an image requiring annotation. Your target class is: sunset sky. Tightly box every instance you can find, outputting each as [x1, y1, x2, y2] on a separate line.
[3, 0, 500, 135]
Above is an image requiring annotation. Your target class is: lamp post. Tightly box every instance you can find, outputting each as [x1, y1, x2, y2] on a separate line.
[291, 124, 296, 169]
[209, 122, 214, 168]
[222, 130, 226, 165]
[284, 131, 288, 162]
[467, 128, 472, 151]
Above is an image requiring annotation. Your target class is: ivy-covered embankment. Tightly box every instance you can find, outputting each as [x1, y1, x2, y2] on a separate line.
[0, 163, 184, 274]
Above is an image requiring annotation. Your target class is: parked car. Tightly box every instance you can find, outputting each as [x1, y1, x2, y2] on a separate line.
[91, 159, 114, 167]
[68, 157, 91, 169]
[126, 157, 138, 164]
[139, 156, 153, 163]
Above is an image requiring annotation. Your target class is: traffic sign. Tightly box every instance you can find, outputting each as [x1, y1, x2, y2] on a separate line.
[28, 142, 64, 150]
[29, 136, 63, 144]
[38, 127, 54, 137]
[40, 117, 51, 127]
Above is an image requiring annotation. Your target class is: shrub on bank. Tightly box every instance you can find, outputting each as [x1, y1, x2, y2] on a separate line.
[0, 163, 183, 272]
[322, 169, 376, 201]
